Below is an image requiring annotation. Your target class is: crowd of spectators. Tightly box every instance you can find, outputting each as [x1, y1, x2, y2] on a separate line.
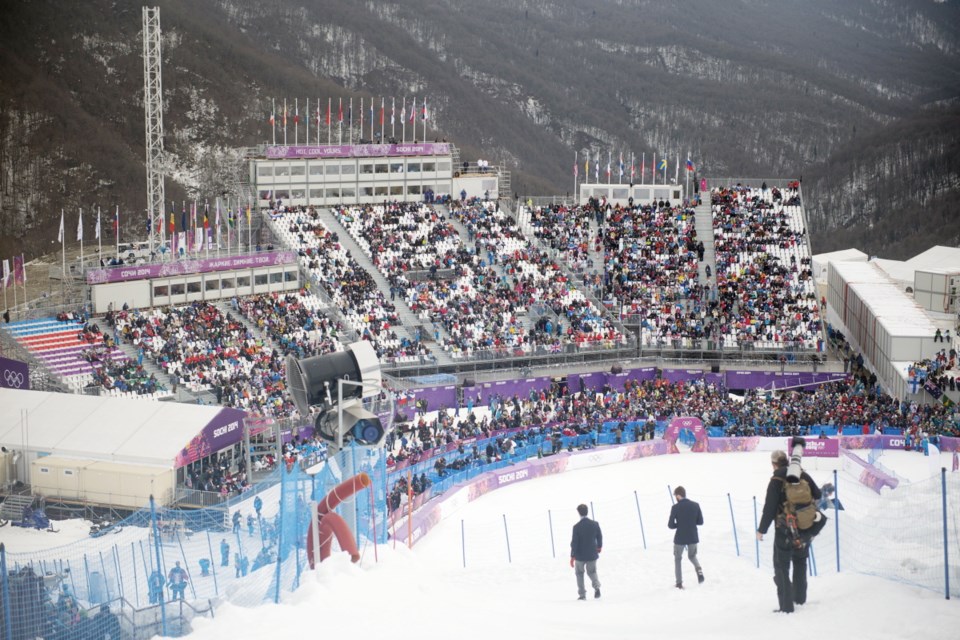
[234, 292, 345, 360]
[269, 205, 431, 363]
[710, 184, 821, 349]
[106, 302, 296, 418]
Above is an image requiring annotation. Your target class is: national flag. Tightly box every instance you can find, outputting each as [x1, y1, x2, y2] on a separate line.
[380, 104, 384, 126]
[422, 100, 429, 120]
[95, 209, 101, 240]
[338, 99, 343, 123]
[203, 210, 209, 230]
[246, 205, 251, 225]
[15, 254, 25, 285]
[283, 103, 288, 127]
[400, 100, 406, 123]
[316, 104, 321, 128]
[606, 158, 611, 179]
[686, 158, 695, 172]
[618, 152, 624, 178]
[409, 103, 416, 123]
[294, 103, 299, 126]
[391, 98, 395, 125]
[1, 260, 9, 288]
[113, 208, 119, 235]
[594, 153, 599, 181]
[57, 210, 64, 243]
[658, 157, 667, 172]
[326, 101, 332, 126]
[227, 208, 235, 228]
[369, 101, 374, 126]
[181, 204, 187, 232]
[269, 110, 275, 127]
[574, 159, 579, 178]
[77, 209, 83, 241]
[584, 158, 589, 179]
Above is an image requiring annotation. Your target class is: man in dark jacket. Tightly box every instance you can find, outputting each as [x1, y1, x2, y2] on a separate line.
[667, 486, 704, 588]
[757, 450, 822, 613]
[570, 503, 603, 600]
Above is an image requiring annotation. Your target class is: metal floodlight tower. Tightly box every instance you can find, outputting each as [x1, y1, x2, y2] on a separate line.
[143, 7, 166, 256]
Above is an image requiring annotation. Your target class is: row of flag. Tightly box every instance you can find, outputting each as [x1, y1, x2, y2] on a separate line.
[1, 255, 26, 289]
[574, 150, 696, 185]
[268, 96, 431, 145]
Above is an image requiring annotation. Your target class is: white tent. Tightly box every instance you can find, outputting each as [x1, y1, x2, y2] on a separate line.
[0, 388, 247, 508]
[812, 247, 867, 282]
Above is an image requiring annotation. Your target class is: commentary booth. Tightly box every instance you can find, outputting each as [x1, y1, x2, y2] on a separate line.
[0, 388, 246, 510]
[85, 250, 300, 313]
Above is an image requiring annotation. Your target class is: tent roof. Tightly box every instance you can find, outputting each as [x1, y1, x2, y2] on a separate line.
[812, 247, 868, 264]
[0, 389, 225, 467]
[906, 245, 960, 271]
[870, 258, 915, 287]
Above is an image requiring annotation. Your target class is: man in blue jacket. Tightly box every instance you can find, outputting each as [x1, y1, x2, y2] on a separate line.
[570, 503, 603, 600]
[668, 486, 704, 589]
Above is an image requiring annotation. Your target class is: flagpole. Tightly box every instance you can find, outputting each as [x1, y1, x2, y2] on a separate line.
[78, 208, 84, 269]
[338, 97, 342, 145]
[349, 97, 354, 144]
[574, 150, 578, 203]
[328, 97, 332, 145]
[60, 209, 66, 285]
[247, 199, 252, 252]
[97, 206, 102, 261]
[115, 206, 120, 260]
[412, 97, 417, 143]
[20, 253, 26, 310]
[359, 96, 364, 143]
[215, 198, 221, 256]
[295, 98, 299, 146]
[391, 97, 396, 141]
[305, 97, 309, 146]
[401, 98, 406, 143]
[3, 262, 8, 313]
[271, 98, 276, 145]
[423, 98, 428, 142]
[380, 97, 385, 143]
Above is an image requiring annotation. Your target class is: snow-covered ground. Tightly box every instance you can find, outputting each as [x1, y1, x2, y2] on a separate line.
[1, 448, 957, 640]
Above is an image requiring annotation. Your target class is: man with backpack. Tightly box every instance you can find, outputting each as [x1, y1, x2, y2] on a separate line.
[756, 449, 824, 613]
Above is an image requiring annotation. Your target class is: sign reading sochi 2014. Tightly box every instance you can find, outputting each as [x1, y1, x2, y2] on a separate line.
[86, 251, 298, 285]
[264, 143, 450, 159]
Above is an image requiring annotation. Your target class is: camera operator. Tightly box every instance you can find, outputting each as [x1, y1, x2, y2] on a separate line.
[756, 444, 822, 613]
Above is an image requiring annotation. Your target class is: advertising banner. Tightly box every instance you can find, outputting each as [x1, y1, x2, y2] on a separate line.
[87, 251, 298, 285]
[0, 356, 29, 390]
[174, 407, 249, 468]
[264, 143, 450, 160]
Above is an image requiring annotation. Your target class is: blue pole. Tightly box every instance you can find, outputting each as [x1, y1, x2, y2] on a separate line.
[205, 531, 219, 597]
[634, 490, 647, 550]
[1, 544, 13, 640]
[833, 469, 840, 572]
[727, 493, 740, 557]
[149, 495, 168, 636]
[130, 543, 140, 607]
[83, 554, 91, 602]
[809, 543, 817, 577]
[174, 529, 196, 600]
[942, 467, 950, 600]
[548, 510, 556, 558]
[503, 514, 512, 563]
[461, 519, 466, 568]
[112, 546, 125, 603]
[752, 496, 760, 568]
[589, 501, 595, 519]
[98, 550, 111, 602]
[66, 558, 77, 596]
[668, 484, 674, 504]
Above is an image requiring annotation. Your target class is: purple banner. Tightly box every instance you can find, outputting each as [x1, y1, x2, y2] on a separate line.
[264, 143, 450, 160]
[0, 356, 29, 390]
[174, 407, 248, 468]
[795, 437, 839, 457]
[86, 251, 298, 285]
[840, 434, 911, 450]
[707, 437, 762, 453]
[724, 370, 847, 391]
[941, 436, 960, 453]
[841, 449, 899, 493]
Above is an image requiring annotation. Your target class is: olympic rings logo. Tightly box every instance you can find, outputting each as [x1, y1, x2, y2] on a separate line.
[3, 369, 25, 388]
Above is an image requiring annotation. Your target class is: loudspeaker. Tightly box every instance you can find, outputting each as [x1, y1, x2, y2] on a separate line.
[611, 365, 623, 374]
[462, 377, 475, 388]
[710, 364, 720, 374]
[286, 341, 382, 416]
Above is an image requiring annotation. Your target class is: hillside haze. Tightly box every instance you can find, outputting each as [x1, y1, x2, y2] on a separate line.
[1, 0, 958, 261]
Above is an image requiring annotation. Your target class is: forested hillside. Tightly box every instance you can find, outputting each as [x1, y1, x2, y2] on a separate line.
[0, 0, 958, 260]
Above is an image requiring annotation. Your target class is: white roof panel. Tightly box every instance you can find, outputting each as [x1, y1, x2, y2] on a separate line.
[0, 389, 226, 467]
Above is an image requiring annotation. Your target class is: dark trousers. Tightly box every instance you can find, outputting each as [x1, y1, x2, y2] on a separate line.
[773, 534, 808, 612]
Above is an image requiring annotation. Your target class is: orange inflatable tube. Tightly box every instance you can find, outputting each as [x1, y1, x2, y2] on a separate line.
[307, 512, 360, 567]
[306, 472, 371, 567]
[317, 472, 371, 515]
